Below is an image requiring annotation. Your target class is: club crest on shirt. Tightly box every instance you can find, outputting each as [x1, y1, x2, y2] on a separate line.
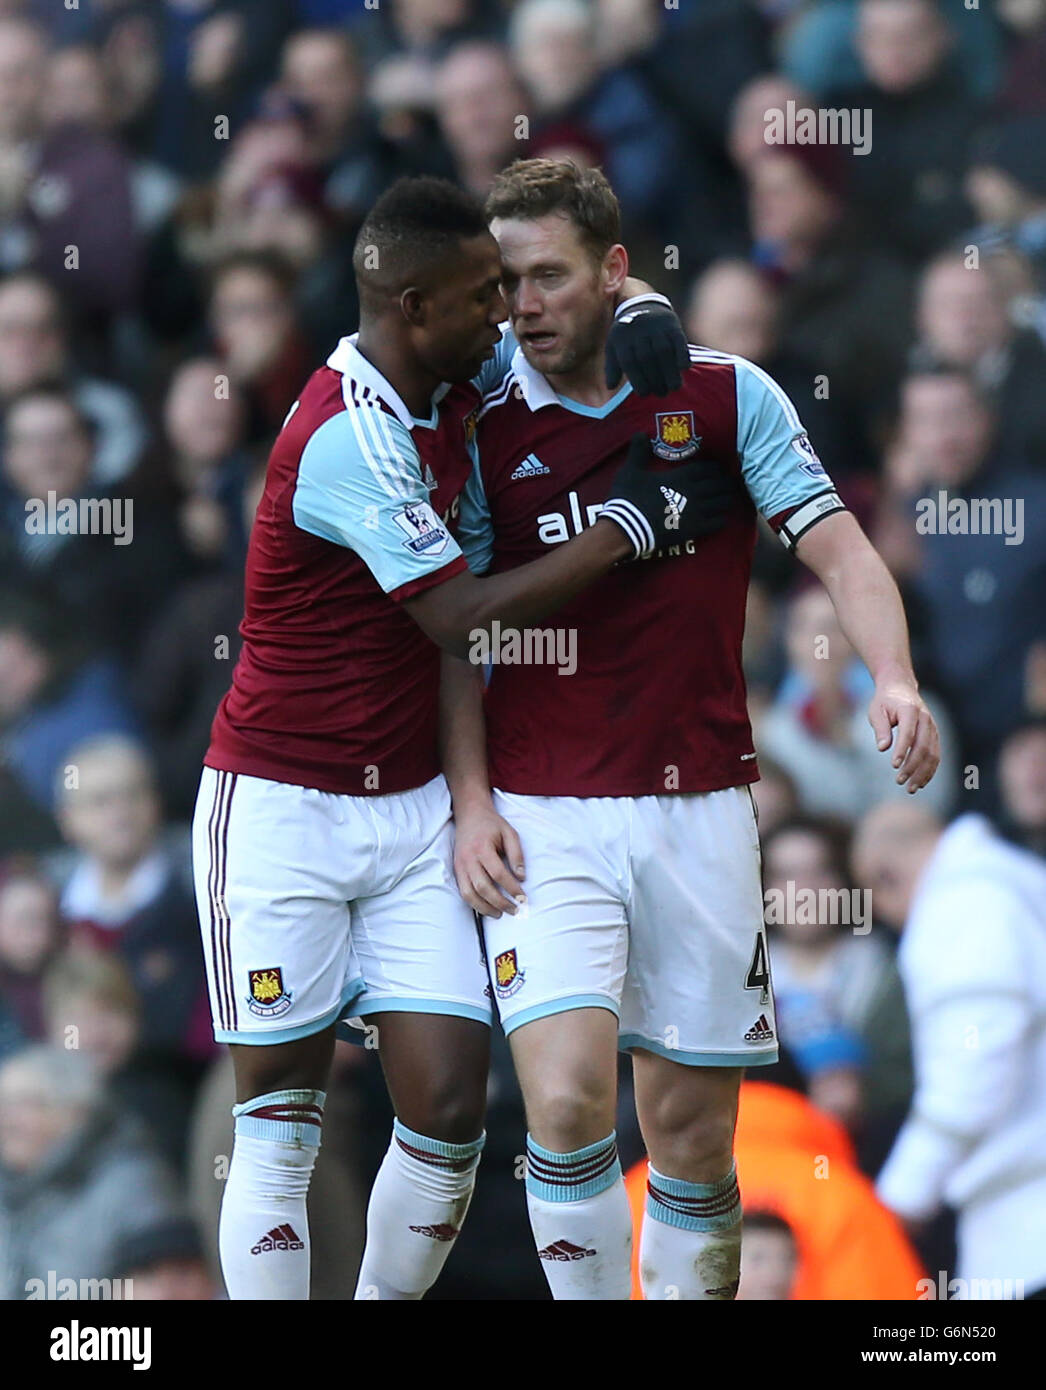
[463, 407, 478, 445]
[494, 947, 525, 998]
[247, 967, 293, 1017]
[791, 431, 827, 478]
[392, 501, 450, 556]
[652, 411, 701, 460]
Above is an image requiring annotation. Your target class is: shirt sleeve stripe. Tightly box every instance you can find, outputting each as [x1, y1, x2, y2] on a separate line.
[387, 553, 469, 602]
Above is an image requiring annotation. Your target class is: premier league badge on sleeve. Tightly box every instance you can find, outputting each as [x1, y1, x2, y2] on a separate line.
[652, 411, 701, 461]
[791, 431, 827, 478]
[392, 501, 451, 556]
[247, 967, 293, 1017]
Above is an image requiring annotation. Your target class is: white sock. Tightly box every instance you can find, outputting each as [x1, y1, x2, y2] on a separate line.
[525, 1132, 632, 1300]
[640, 1161, 742, 1300]
[218, 1089, 324, 1300]
[354, 1118, 485, 1300]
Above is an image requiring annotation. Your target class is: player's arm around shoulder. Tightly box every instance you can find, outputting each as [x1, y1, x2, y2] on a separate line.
[439, 651, 525, 920]
[795, 511, 940, 794]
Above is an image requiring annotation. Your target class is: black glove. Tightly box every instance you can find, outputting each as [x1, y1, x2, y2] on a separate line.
[604, 297, 690, 397]
[601, 432, 740, 559]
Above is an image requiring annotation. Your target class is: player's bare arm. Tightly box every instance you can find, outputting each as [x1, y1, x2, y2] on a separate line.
[794, 510, 941, 793]
[439, 653, 525, 917]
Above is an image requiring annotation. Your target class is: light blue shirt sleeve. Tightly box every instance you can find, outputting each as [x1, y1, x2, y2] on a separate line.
[456, 444, 495, 575]
[292, 406, 463, 596]
[734, 358, 840, 521]
[470, 323, 517, 396]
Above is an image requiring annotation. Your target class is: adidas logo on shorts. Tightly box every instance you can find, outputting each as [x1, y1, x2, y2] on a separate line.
[251, 1223, 305, 1255]
[744, 1014, 775, 1043]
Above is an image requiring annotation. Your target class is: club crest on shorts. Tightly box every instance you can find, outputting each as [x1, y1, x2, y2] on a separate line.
[494, 947, 525, 998]
[652, 411, 700, 460]
[247, 967, 293, 1018]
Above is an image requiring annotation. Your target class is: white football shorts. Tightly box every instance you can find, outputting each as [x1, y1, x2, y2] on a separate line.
[482, 785, 777, 1066]
[192, 768, 491, 1045]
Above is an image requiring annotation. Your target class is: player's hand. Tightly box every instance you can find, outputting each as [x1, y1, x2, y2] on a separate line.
[600, 432, 740, 559]
[605, 299, 689, 397]
[867, 679, 940, 793]
[452, 803, 526, 918]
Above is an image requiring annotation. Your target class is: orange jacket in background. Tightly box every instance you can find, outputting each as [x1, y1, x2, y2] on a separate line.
[624, 1081, 924, 1300]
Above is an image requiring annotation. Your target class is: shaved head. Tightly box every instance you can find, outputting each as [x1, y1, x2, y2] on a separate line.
[353, 176, 492, 314]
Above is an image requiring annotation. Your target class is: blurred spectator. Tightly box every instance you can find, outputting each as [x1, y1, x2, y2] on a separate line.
[435, 42, 527, 198]
[855, 802, 1046, 1298]
[883, 369, 1046, 776]
[0, 1044, 183, 1300]
[41, 945, 200, 1172]
[55, 734, 209, 1062]
[0, 272, 149, 485]
[820, 0, 978, 260]
[0, 17, 142, 334]
[0, 591, 138, 852]
[745, 145, 912, 431]
[509, 0, 684, 238]
[965, 117, 1046, 296]
[757, 585, 956, 820]
[781, 0, 1002, 103]
[279, 26, 397, 223]
[0, 383, 191, 658]
[996, 720, 1046, 858]
[686, 258, 860, 477]
[996, 0, 1046, 114]
[911, 251, 1046, 473]
[763, 816, 912, 1142]
[134, 461, 264, 819]
[0, 858, 63, 1038]
[736, 1210, 800, 1300]
[363, 0, 494, 64]
[161, 356, 250, 568]
[41, 42, 182, 241]
[208, 250, 315, 442]
[108, 1215, 216, 1299]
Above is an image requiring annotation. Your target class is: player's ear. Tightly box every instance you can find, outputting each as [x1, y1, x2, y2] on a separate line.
[601, 243, 629, 298]
[400, 286, 426, 327]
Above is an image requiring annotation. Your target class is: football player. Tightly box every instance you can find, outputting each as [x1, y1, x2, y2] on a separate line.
[192, 176, 732, 1300]
[443, 159, 940, 1300]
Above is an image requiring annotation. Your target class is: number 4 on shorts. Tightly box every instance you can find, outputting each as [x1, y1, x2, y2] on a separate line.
[745, 931, 771, 1005]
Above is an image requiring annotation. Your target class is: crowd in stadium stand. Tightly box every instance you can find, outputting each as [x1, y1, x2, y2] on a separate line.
[0, 0, 1044, 1300]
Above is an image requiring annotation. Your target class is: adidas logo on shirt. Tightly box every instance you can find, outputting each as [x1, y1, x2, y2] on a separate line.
[537, 1240, 597, 1261]
[744, 1014, 775, 1043]
[510, 453, 551, 480]
[251, 1223, 305, 1255]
